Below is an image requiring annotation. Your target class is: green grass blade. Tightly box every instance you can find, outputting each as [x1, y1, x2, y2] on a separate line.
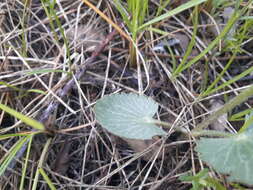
[25, 69, 70, 75]
[40, 0, 59, 42]
[166, 46, 177, 71]
[146, 27, 170, 35]
[0, 103, 45, 131]
[238, 111, 253, 133]
[39, 168, 57, 190]
[0, 136, 30, 176]
[0, 81, 46, 95]
[26, 89, 46, 95]
[173, 10, 240, 78]
[0, 131, 41, 140]
[113, 0, 131, 28]
[32, 138, 52, 190]
[139, 0, 148, 26]
[156, 0, 171, 16]
[203, 66, 253, 96]
[19, 135, 33, 190]
[173, 5, 198, 73]
[139, 0, 206, 30]
[0, 81, 22, 91]
[230, 108, 253, 121]
[200, 53, 236, 97]
[50, 5, 71, 67]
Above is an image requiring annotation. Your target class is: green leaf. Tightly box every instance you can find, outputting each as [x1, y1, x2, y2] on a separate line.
[0, 103, 45, 131]
[113, 0, 131, 28]
[196, 129, 253, 185]
[138, 0, 207, 30]
[94, 93, 166, 139]
[179, 168, 226, 190]
[229, 108, 253, 121]
[179, 168, 209, 182]
[240, 110, 253, 133]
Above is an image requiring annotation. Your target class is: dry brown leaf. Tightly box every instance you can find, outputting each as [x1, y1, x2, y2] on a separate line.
[174, 33, 189, 52]
[122, 137, 165, 161]
[209, 99, 227, 131]
[66, 25, 105, 52]
[52, 140, 71, 175]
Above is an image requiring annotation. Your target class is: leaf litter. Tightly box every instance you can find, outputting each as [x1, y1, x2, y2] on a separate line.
[0, 0, 253, 189]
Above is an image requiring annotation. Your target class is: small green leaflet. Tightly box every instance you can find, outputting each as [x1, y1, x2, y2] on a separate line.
[94, 93, 166, 139]
[179, 169, 226, 190]
[196, 122, 253, 185]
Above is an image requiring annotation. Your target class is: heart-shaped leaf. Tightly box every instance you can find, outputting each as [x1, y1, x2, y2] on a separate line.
[94, 93, 166, 139]
[196, 129, 253, 185]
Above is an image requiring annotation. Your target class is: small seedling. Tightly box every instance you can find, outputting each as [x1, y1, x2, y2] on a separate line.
[94, 91, 253, 186]
[112, 0, 206, 66]
[179, 168, 226, 190]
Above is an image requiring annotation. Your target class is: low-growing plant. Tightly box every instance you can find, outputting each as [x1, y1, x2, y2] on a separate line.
[94, 85, 253, 186]
[112, 0, 206, 66]
[179, 168, 226, 190]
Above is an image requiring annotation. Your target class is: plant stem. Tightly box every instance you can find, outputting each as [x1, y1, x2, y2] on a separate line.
[129, 42, 137, 67]
[32, 138, 52, 190]
[193, 85, 253, 132]
[152, 119, 190, 134]
[19, 135, 33, 190]
[153, 119, 173, 128]
[154, 119, 232, 137]
[191, 130, 233, 137]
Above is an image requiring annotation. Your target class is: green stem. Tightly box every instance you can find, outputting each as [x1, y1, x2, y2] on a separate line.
[191, 130, 233, 138]
[153, 119, 173, 128]
[154, 119, 233, 137]
[152, 119, 189, 134]
[19, 135, 33, 190]
[193, 85, 253, 132]
[32, 138, 52, 190]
